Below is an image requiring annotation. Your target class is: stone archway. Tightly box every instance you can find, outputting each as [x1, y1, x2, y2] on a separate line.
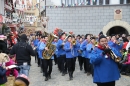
[102, 20, 130, 35]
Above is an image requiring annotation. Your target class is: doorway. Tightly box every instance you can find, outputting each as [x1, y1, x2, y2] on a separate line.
[106, 26, 129, 36]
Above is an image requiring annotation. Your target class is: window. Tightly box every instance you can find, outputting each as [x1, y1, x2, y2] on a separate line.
[106, 0, 109, 4]
[99, 0, 103, 5]
[120, 0, 123, 4]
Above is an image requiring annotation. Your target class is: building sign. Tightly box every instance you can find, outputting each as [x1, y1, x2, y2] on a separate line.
[114, 9, 122, 20]
[0, 15, 3, 23]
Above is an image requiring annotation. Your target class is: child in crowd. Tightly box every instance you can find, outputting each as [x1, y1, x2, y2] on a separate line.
[120, 47, 130, 75]
[5, 55, 18, 78]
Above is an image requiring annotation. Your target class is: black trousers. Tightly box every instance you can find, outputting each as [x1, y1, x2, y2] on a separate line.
[57, 57, 61, 71]
[96, 81, 115, 86]
[78, 56, 83, 68]
[54, 54, 57, 64]
[66, 58, 76, 73]
[59, 55, 67, 73]
[40, 59, 44, 73]
[43, 59, 53, 78]
[84, 58, 91, 73]
[34, 50, 37, 63]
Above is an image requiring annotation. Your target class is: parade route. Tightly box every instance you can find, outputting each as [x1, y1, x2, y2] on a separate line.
[29, 57, 130, 86]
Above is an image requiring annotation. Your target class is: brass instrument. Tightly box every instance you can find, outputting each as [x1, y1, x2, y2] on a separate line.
[71, 40, 76, 45]
[42, 32, 58, 59]
[105, 45, 121, 62]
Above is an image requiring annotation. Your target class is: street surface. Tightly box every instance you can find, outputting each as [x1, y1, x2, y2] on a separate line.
[29, 57, 130, 86]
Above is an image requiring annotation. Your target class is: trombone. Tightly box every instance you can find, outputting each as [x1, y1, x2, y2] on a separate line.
[104, 45, 121, 62]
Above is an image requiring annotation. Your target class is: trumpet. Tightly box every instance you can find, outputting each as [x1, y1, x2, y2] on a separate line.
[104, 45, 121, 62]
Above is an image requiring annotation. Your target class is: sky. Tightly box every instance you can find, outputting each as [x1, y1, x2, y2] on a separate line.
[51, 0, 61, 6]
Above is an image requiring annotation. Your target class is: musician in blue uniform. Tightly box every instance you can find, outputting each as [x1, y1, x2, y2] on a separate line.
[90, 35, 122, 86]
[64, 35, 78, 80]
[39, 36, 53, 81]
[33, 35, 40, 65]
[57, 32, 67, 76]
[86, 37, 96, 76]
[77, 37, 84, 71]
[80, 34, 91, 73]
[52, 38, 58, 65]
[108, 34, 122, 50]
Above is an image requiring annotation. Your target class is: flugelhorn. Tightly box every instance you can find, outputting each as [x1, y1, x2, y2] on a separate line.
[104, 45, 121, 62]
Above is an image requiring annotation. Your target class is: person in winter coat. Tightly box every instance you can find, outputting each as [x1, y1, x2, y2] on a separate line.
[10, 34, 35, 76]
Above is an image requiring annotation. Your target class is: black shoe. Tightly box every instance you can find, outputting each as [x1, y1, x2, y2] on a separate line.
[87, 72, 91, 76]
[121, 72, 126, 75]
[80, 67, 82, 71]
[64, 71, 67, 74]
[84, 71, 87, 73]
[38, 65, 40, 67]
[45, 77, 48, 81]
[62, 73, 65, 76]
[69, 77, 73, 80]
[48, 75, 51, 79]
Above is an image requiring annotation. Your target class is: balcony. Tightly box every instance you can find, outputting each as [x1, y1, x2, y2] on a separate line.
[24, 22, 35, 27]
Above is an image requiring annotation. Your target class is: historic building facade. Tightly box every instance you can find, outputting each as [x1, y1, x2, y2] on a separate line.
[46, 0, 130, 35]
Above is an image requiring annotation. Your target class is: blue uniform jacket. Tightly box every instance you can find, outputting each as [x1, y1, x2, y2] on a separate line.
[73, 42, 79, 57]
[90, 46, 122, 83]
[108, 41, 122, 50]
[33, 39, 39, 47]
[86, 43, 94, 59]
[0, 66, 7, 84]
[80, 40, 88, 58]
[64, 41, 77, 58]
[37, 41, 42, 59]
[38, 42, 46, 59]
[77, 42, 82, 56]
[57, 39, 66, 56]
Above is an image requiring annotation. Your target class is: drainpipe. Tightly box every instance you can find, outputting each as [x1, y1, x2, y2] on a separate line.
[103, 0, 106, 5]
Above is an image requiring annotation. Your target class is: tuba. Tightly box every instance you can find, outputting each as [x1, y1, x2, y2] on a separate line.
[42, 33, 57, 59]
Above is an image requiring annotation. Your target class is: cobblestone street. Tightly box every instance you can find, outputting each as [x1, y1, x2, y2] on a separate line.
[29, 57, 130, 86]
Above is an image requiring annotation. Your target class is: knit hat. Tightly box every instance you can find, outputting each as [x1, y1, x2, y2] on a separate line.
[20, 34, 28, 41]
[99, 35, 106, 41]
[99, 31, 103, 36]
[14, 74, 29, 86]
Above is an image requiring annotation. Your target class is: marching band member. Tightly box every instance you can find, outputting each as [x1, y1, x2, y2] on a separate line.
[77, 37, 84, 71]
[52, 38, 58, 65]
[108, 35, 122, 51]
[86, 37, 96, 76]
[57, 32, 67, 76]
[33, 35, 40, 65]
[64, 35, 78, 80]
[90, 35, 122, 86]
[80, 34, 91, 73]
[37, 36, 44, 73]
